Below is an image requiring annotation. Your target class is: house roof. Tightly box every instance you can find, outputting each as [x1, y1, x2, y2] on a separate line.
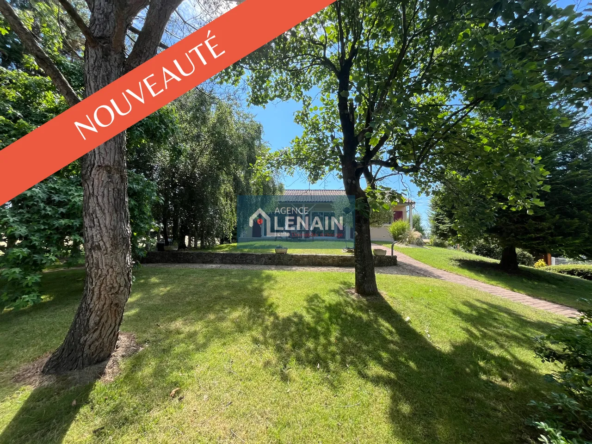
[284, 190, 346, 196]
[282, 189, 414, 204]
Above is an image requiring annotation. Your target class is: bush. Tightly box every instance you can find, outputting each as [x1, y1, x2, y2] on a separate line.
[472, 240, 502, 260]
[517, 249, 535, 267]
[471, 240, 534, 266]
[546, 265, 592, 281]
[535, 259, 548, 269]
[389, 220, 410, 243]
[529, 305, 592, 443]
[430, 236, 449, 248]
[404, 229, 424, 246]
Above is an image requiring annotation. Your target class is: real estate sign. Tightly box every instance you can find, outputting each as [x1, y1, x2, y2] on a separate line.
[237, 195, 355, 249]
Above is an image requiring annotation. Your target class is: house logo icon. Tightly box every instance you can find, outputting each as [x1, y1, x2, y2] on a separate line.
[248, 208, 272, 237]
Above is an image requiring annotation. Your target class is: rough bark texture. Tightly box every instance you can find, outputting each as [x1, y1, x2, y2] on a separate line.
[43, 0, 132, 374]
[499, 245, 519, 272]
[342, 162, 379, 296]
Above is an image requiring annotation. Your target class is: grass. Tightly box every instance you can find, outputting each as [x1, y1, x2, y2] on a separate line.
[388, 245, 592, 311]
[0, 267, 570, 443]
[197, 241, 351, 255]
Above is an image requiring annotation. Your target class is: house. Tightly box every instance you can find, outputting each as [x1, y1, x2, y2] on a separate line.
[239, 189, 413, 243]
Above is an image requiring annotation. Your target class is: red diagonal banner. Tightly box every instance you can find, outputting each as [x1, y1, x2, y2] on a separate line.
[0, 0, 334, 205]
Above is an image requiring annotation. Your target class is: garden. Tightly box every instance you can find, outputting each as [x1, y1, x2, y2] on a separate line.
[0, 268, 580, 443]
[1, 0, 592, 442]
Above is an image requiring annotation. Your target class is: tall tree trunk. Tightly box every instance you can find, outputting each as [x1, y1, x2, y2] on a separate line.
[499, 245, 519, 272]
[43, 6, 131, 374]
[342, 162, 379, 296]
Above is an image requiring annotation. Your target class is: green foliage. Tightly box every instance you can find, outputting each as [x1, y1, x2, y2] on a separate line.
[0, 0, 86, 87]
[0, 176, 83, 309]
[225, 0, 590, 204]
[517, 249, 536, 267]
[127, 172, 160, 261]
[369, 205, 392, 227]
[389, 220, 410, 243]
[0, 67, 68, 149]
[529, 307, 592, 443]
[430, 236, 449, 248]
[547, 265, 592, 282]
[131, 91, 282, 248]
[432, 127, 592, 261]
[469, 239, 534, 266]
[412, 214, 425, 236]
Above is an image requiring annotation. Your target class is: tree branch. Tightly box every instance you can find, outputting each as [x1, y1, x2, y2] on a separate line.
[367, 158, 419, 173]
[125, 0, 184, 72]
[129, 25, 169, 49]
[55, 0, 97, 47]
[0, 0, 80, 106]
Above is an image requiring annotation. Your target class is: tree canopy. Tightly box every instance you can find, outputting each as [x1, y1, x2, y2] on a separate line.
[226, 0, 592, 293]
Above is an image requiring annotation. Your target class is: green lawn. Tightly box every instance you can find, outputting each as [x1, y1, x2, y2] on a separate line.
[197, 241, 351, 255]
[388, 245, 592, 311]
[0, 267, 568, 443]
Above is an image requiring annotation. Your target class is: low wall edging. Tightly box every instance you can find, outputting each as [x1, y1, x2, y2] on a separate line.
[142, 251, 397, 267]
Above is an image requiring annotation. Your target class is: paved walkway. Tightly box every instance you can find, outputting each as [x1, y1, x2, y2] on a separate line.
[371, 244, 579, 318]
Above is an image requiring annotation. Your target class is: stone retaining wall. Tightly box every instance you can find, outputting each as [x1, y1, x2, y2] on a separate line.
[142, 251, 397, 267]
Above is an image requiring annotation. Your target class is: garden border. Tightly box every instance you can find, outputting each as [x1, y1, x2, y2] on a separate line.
[142, 251, 397, 267]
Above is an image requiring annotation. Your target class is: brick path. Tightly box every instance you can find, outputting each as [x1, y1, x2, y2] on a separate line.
[371, 244, 579, 318]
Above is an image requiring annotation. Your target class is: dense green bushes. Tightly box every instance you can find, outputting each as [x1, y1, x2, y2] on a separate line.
[529, 307, 592, 443]
[546, 265, 592, 282]
[471, 240, 535, 266]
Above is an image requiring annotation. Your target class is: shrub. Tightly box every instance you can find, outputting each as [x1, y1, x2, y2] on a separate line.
[517, 249, 535, 267]
[535, 259, 548, 269]
[546, 265, 592, 281]
[404, 229, 424, 246]
[472, 240, 502, 260]
[471, 240, 534, 266]
[389, 220, 410, 243]
[529, 305, 592, 443]
[430, 236, 449, 248]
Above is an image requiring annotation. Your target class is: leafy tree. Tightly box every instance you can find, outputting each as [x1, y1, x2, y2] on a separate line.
[432, 128, 592, 270]
[0, 175, 83, 309]
[227, 0, 591, 295]
[0, 0, 188, 373]
[134, 91, 282, 249]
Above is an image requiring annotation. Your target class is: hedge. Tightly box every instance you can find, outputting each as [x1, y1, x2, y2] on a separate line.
[546, 264, 592, 281]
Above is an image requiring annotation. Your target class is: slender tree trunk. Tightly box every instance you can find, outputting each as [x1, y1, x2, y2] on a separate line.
[499, 245, 519, 272]
[342, 162, 379, 296]
[162, 214, 169, 246]
[172, 216, 179, 245]
[43, 6, 131, 374]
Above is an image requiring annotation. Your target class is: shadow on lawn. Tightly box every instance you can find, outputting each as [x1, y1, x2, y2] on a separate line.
[254, 283, 555, 443]
[1, 269, 557, 443]
[0, 268, 278, 444]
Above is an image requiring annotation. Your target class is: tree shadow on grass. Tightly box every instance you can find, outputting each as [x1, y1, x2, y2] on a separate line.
[0, 268, 278, 444]
[254, 281, 557, 443]
[1, 268, 560, 443]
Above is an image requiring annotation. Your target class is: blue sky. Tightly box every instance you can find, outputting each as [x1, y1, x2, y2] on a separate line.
[245, 100, 433, 229]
